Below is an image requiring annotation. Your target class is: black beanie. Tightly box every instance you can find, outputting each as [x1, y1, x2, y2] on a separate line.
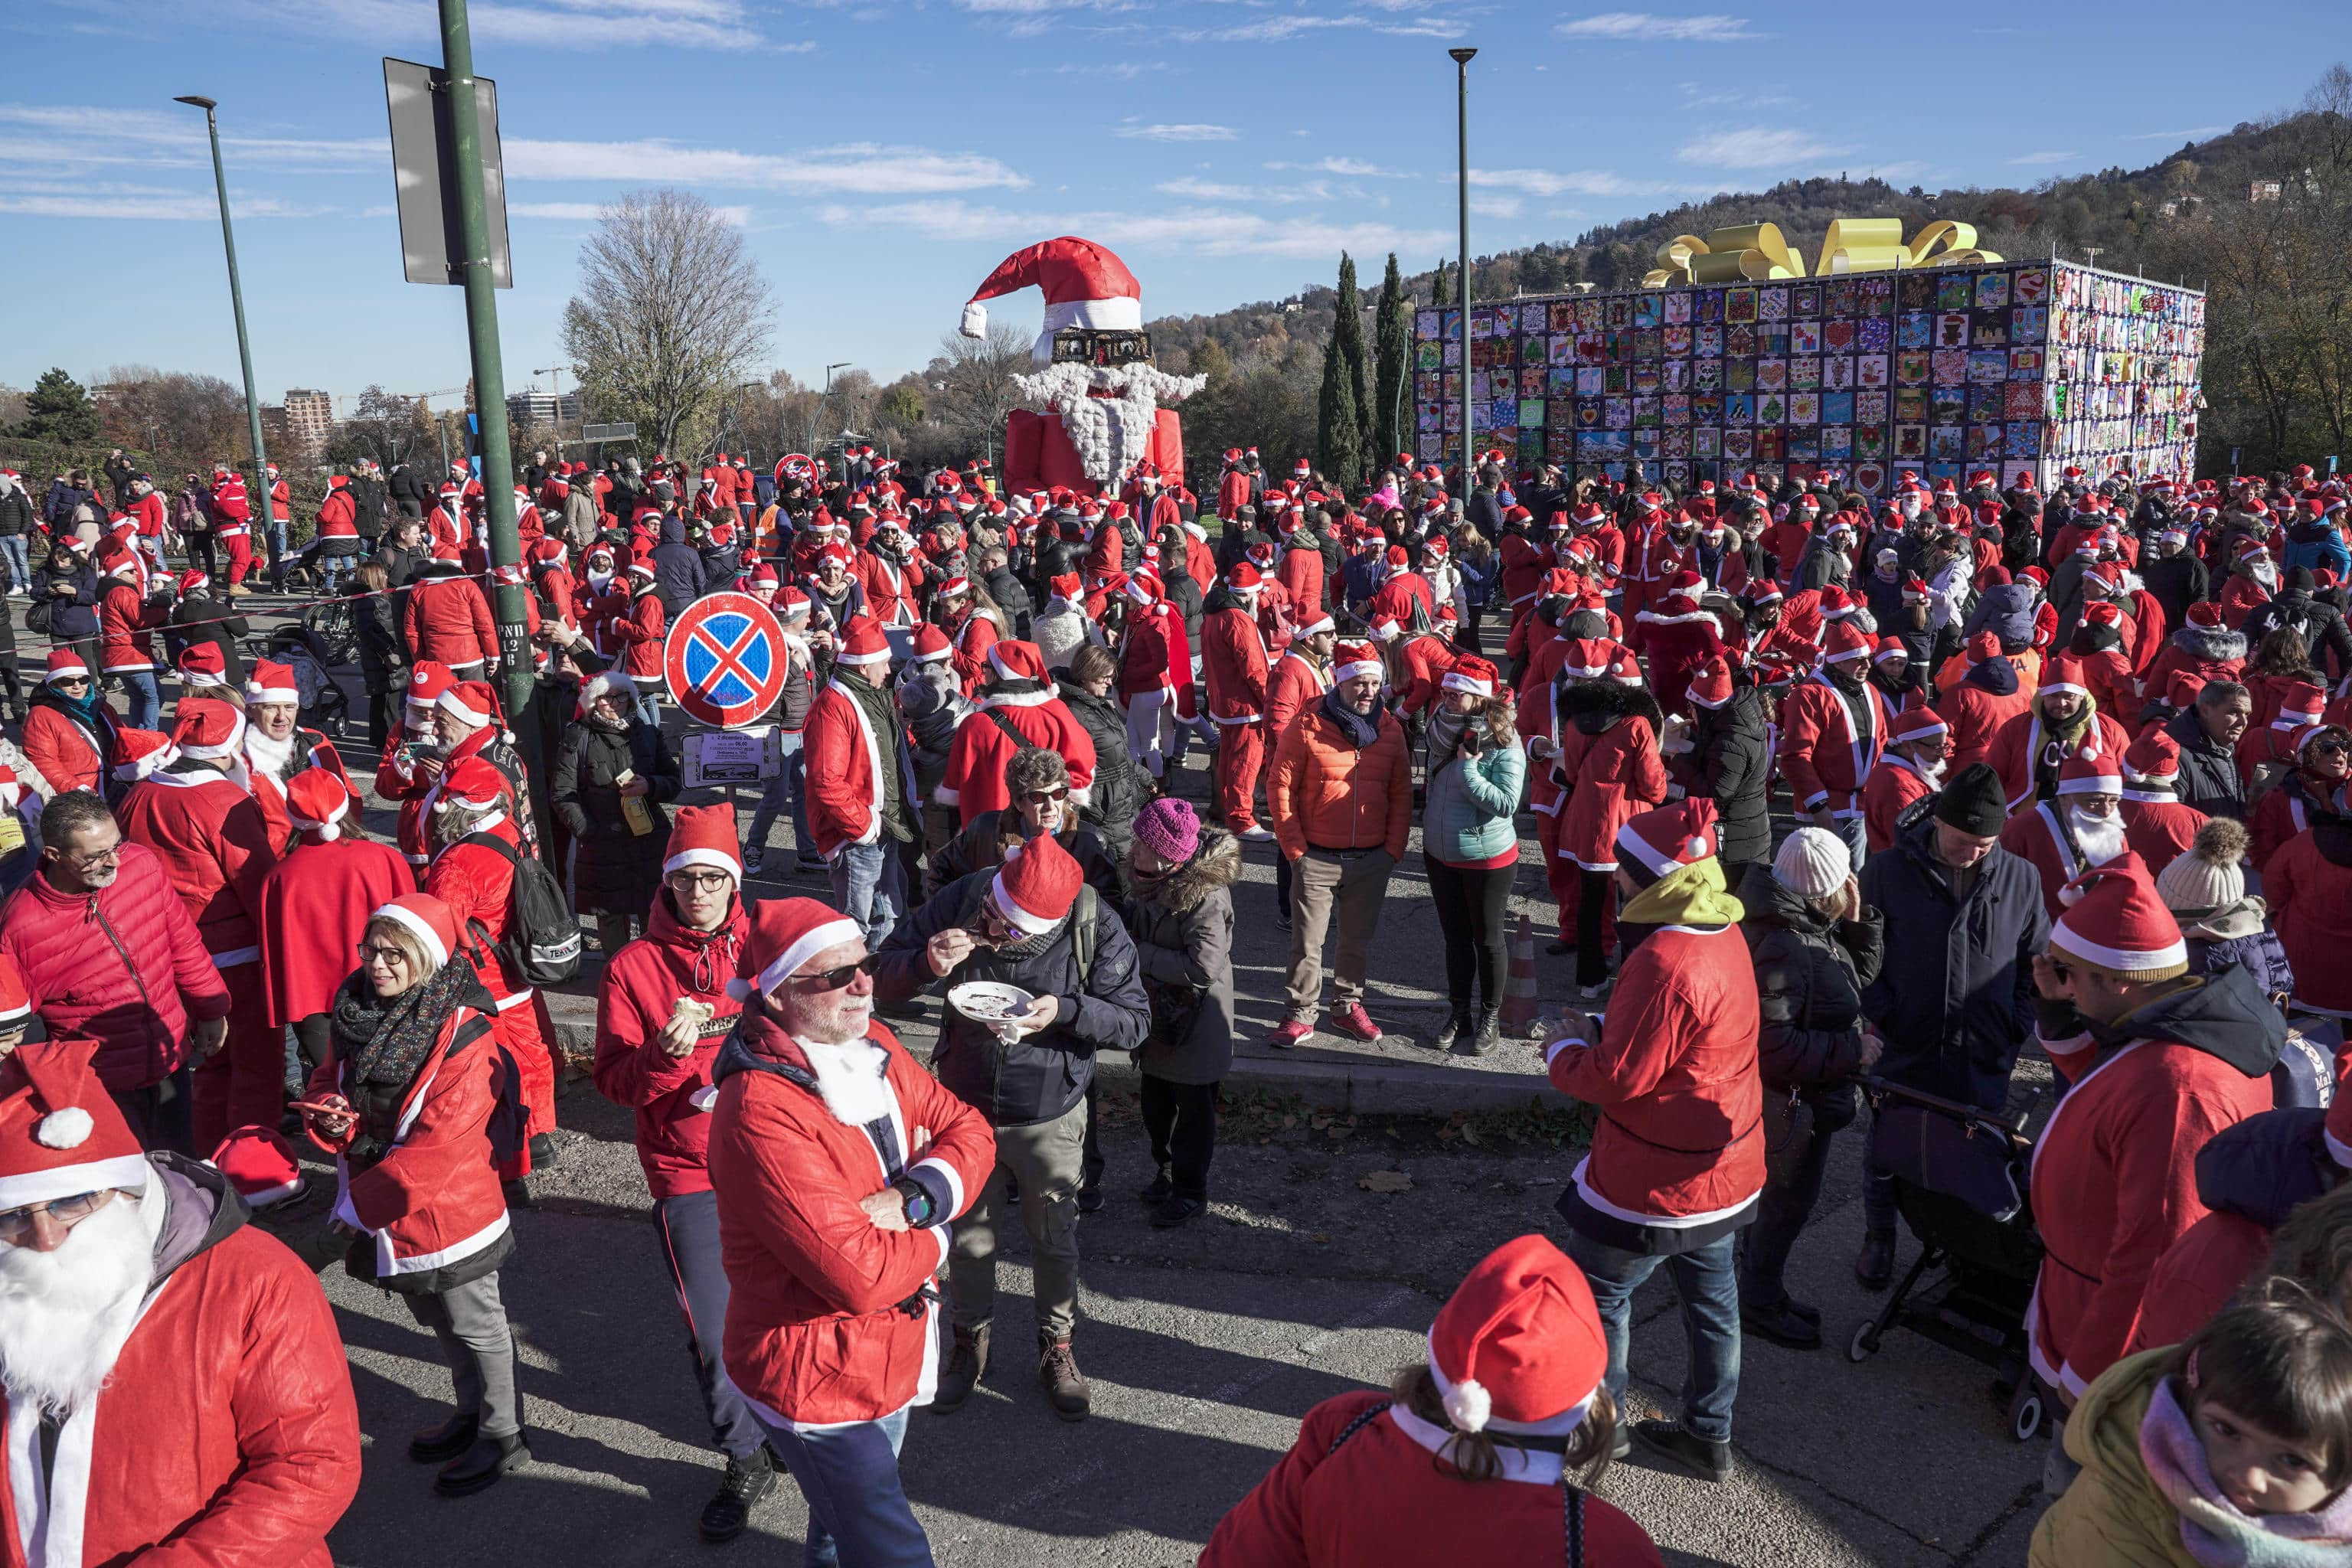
[1933, 762, 2008, 836]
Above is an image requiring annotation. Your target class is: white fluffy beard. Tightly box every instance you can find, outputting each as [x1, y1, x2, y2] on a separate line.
[2071, 805, 2128, 866]
[1911, 752, 1949, 789]
[1013, 362, 1207, 485]
[795, 1035, 892, 1127]
[244, 726, 297, 782]
[0, 1195, 155, 1419]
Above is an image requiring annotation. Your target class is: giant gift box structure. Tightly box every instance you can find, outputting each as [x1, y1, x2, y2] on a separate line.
[1412, 221, 2205, 496]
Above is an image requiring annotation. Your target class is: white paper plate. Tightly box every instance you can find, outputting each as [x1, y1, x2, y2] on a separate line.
[948, 982, 1034, 1025]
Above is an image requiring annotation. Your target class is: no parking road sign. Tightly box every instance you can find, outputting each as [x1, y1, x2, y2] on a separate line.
[664, 593, 789, 730]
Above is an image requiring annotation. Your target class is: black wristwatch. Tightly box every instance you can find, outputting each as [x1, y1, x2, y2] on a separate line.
[892, 1175, 937, 1227]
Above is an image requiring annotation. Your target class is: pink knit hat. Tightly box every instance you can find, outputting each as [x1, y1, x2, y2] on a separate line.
[1132, 796, 1201, 864]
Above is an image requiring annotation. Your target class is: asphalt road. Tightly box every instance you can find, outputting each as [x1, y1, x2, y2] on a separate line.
[98, 593, 2051, 1566]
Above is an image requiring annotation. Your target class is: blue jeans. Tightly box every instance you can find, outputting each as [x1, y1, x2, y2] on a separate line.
[0, 535, 28, 590]
[747, 733, 809, 861]
[829, 838, 905, 952]
[1566, 1228, 1743, 1442]
[752, 1406, 931, 1568]
[114, 668, 159, 730]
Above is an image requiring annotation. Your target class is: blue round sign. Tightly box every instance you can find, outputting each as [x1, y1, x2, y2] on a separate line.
[663, 592, 789, 729]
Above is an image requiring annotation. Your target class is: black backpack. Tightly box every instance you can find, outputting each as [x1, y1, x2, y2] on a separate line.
[459, 831, 583, 985]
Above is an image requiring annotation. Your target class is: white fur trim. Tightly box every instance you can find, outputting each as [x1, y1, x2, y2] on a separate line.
[2048, 920, 2187, 975]
[1333, 659, 1384, 685]
[34, 1107, 93, 1151]
[835, 644, 892, 667]
[988, 866, 1062, 936]
[755, 917, 862, 998]
[1425, 1328, 1597, 1438]
[2055, 773, 2121, 797]
[373, 901, 450, 968]
[246, 681, 299, 704]
[1442, 1377, 1492, 1434]
[437, 688, 492, 727]
[1440, 669, 1493, 697]
[0, 1152, 151, 1212]
[663, 847, 742, 881]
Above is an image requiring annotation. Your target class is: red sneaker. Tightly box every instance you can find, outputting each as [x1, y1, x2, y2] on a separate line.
[1325, 1002, 1382, 1042]
[1266, 1018, 1314, 1049]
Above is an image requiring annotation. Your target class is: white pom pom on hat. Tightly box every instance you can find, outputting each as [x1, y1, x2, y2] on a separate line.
[1425, 1234, 1608, 1440]
[1442, 1376, 1494, 1434]
[34, 1107, 92, 1151]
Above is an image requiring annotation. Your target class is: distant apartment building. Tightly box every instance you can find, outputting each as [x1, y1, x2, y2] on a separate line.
[259, 402, 290, 456]
[505, 389, 580, 431]
[279, 388, 334, 459]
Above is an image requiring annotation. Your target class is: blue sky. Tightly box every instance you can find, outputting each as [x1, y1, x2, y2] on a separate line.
[4, 0, 2334, 412]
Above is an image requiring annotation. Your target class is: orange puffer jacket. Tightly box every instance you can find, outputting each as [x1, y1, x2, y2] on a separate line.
[1267, 701, 1412, 862]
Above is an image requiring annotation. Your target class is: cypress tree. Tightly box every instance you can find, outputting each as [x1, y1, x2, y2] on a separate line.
[1318, 332, 1365, 491]
[1372, 252, 1412, 470]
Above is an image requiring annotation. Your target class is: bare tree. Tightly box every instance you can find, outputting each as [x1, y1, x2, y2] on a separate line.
[921, 325, 1031, 465]
[560, 188, 773, 461]
[325, 384, 435, 471]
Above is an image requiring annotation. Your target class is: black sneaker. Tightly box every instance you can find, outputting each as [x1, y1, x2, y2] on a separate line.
[699, 1451, 776, 1543]
[1149, 1195, 1206, 1229]
[1632, 1419, 1732, 1483]
[1076, 1184, 1105, 1215]
[434, 1431, 531, 1497]
[1740, 1295, 1824, 1351]
[528, 1132, 558, 1169]
[1855, 1227, 1896, 1291]
[1138, 1167, 1173, 1204]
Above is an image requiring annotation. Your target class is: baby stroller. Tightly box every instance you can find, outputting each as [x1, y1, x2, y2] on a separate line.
[252, 621, 351, 739]
[1845, 1076, 2049, 1444]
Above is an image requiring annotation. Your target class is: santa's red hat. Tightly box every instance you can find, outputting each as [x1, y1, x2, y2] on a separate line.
[1615, 797, 1720, 882]
[1426, 1233, 1607, 1438]
[439, 680, 499, 730]
[2040, 653, 2089, 700]
[2050, 852, 2187, 979]
[406, 661, 456, 710]
[1890, 704, 1948, 746]
[2275, 681, 2326, 729]
[0, 1044, 149, 1212]
[2122, 730, 2182, 799]
[1686, 655, 1735, 711]
[836, 616, 892, 668]
[985, 640, 1048, 684]
[729, 897, 863, 1001]
[173, 697, 245, 760]
[286, 769, 353, 839]
[908, 623, 952, 665]
[246, 658, 299, 707]
[109, 727, 176, 783]
[1227, 563, 1263, 593]
[211, 1126, 305, 1209]
[991, 832, 1083, 936]
[1441, 656, 1498, 699]
[42, 647, 87, 685]
[438, 756, 508, 813]
[374, 893, 460, 969]
[960, 235, 1144, 360]
[664, 803, 741, 884]
[1293, 610, 1336, 638]
[1657, 570, 1703, 613]
[2056, 747, 2122, 798]
[1331, 641, 1383, 686]
[1821, 620, 1873, 665]
[774, 586, 810, 620]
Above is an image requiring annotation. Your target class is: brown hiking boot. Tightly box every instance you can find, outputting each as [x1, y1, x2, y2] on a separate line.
[931, 1325, 987, 1413]
[1038, 1332, 1090, 1422]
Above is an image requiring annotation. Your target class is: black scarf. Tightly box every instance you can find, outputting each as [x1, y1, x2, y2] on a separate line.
[1319, 689, 1381, 749]
[330, 960, 486, 1094]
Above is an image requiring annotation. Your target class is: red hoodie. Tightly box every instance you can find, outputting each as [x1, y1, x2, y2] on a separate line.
[593, 892, 749, 1198]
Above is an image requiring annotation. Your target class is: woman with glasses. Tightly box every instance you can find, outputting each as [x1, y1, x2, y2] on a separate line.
[553, 667, 682, 959]
[21, 646, 119, 798]
[300, 892, 526, 1498]
[2249, 721, 2350, 874]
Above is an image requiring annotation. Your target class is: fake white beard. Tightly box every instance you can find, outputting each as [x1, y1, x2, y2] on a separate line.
[793, 1034, 892, 1128]
[2071, 805, 2128, 866]
[0, 1192, 155, 1419]
[244, 725, 297, 781]
[1912, 753, 1949, 789]
[1011, 362, 1207, 485]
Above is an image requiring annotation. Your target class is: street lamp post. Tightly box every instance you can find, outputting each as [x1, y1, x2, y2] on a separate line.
[806, 362, 850, 457]
[532, 364, 567, 449]
[1449, 47, 1476, 497]
[174, 94, 270, 551]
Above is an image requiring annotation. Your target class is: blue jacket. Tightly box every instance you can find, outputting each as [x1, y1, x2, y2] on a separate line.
[649, 514, 707, 622]
[2194, 1107, 2334, 1229]
[1962, 581, 2037, 648]
[1421, 731, 1525, 867]
[2282, 520, 2350, 580]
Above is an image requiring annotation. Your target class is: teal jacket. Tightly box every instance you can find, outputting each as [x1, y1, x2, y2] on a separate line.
[1422, 734, 1526, 866]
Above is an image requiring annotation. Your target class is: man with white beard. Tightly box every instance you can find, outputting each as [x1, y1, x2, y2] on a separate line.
[2001, 747, 2129, 922]
[1861, 704, 1951, 854]
[0, 1039, 360, 1564]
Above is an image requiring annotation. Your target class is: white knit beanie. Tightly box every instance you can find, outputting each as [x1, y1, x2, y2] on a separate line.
[2155, 817, 2247, 915]
[1773, 825, 1850, 900]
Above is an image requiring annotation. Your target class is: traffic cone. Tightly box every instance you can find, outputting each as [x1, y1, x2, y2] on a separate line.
[1500, 910, 1540, 1039]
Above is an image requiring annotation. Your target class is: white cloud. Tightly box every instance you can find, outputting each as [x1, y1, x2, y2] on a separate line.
[1468, 196, 1522, 218]
[502, 138, 1027, 193]
[1266, 157, 1416, 178]
[277, 0, 769, 50]
[1468, 166, 1657, 198]
[816, 198, 1449, 261]
[773, 39, 818, 51]
[1556, 11, 1758, 41]
[1674, 128, 1851, 169]
[1114, 123, 1238, 142]
[1376, 18, 1467, 36]
[1184, 13, 1364, 41]
[0, 181, 328, 220]
[2006, 149, 2079, 167]
[511, 199, 752, 224]
[1157, 175, 1335, 202]
[2123, 126, 2225, 142]
[0, 106, 383, 173]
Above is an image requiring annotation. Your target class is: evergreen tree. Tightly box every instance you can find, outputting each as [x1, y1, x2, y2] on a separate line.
[1372, 253, 1412, 469]
[1317, 333, 1365, 492]
[1331, 253, 1371, 466]
[1431, 260, 1452, 307]
[21, 367, 99, 445]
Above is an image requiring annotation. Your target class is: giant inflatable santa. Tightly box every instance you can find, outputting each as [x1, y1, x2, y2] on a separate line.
[959, 235, 1204, 499]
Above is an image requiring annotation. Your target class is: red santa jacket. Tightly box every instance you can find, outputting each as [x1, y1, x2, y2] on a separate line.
[1116, 600, 1196, 720]
[948, 608, 1003, 697]
[1547, 912, 1763, 1229]
[2123, 796, 2208, 881]
[804, 678, 908, 859]
[1277, 541, 1323, 618]
[1202, 602, 1270, 725]
[1862, 753, 1938, 854]
[0, 1170, 361, 1568]
[307, 995, 512, 1286]
[127, 488, 168, 539]
[1778, 672, 1891, 818]
[1390, 632, 1456, 718]
[1938, 667, 2037, 773]
[116, 767, 280, 966]
[1216, 468, 1253, 521]
[403, 564, 499, 669]
[1200, 1390, 1664, 1568]
[1636, 605, 1726, 720]
[707, 1010, 996, 1426]
[1555, 687, 1669, 871]
[1263, 647, 1328, 748]
[937, 691, 1098, 825]
[2027, 1031, 2273, 1400]
[2130, 1209, 2275, 1357]
[2264, 822, 2352, 1018]
[593, 893, 748, 1199]
[97, 577, 165, 673]
[315, 485, 358, 541]
[1366, 570, 1435, 632]
[855, 548, 927, 627]
[211, 474, 251, 532]
[1498, 534, 1548, 617]
[423, 813, 535, 1013]
[606, 582, 668, 680]
[255, 832, 415, 1030]
[1985, 707, 2132, 815]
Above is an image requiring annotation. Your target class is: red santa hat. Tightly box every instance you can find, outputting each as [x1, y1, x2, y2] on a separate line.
[172, 642, 228, 689]
[1047, 573, 1085, 611]
[774, 586, 811, 622]
[1888, 706, 1948, 749]
[2122, 729, 2182, 797]
[990, 831, 1084, 936]
[1821, 620, 1874, 665]
[1657, 570, 1703, 613]
[0, 1043, 151, 1213]
[286, 769, 354, 840]
[1227, 563, 1263, 595]
[2183, 601, 2226, 632]
[437, 756, 508, 815]
[406, 661, 456, 711]
[438, 680, 499, 730]
[210, 1125, 305, 1209]
[1560, 637, 1615, 680]
[374, 893, 461, 969]
[176, 568, 211, 596]
[246, 658, 299, 707]
[1440, 656, 1498, 699]
[664, 803, 741, 884]
[107, 728, 175, 784]
[1686, 655, 1735, 711]
[42, 647, 88, 686]
[908, 623, 953, 665]
[2166, 670, 2208, 711]
[729, 897, 864, 1001]
[1123, 570, 1163, 606]
[1331, 641, 1383, 686]
[836, 616, 893, 668]
[573, 668, 635, 721]
[1425, 1233, 1607, 1439]
[173, 697, 245, 760]
[959, 235, 1144, 359]
[1608, 647, 1644, 685]
[1870, 635, 1908, 667]
[2056, 746, 2122, 799]
[985, 640, 1049, 684]
[1615, 797, 1720, 883]
[2275, 681, 2326, 729]
[2049, 853, 2187, 980]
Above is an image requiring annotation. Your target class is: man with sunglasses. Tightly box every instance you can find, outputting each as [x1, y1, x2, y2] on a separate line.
[0, 1040, 361, 1563]
[871, 829, 1148, 1422]
[2262, 769, 2352, 1027]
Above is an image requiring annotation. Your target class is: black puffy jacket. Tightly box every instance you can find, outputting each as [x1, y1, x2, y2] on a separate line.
[2243, 587, 2352, 676]
[1681, 684, 1771, 871]
[550, 714, 681, 917]
[871, 870, 1150, 1127]
[1056, 680, 1148, 858]
[1737, 864, 1885, 1129]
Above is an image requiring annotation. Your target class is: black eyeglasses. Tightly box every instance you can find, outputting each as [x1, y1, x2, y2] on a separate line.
[357, 942, 412, 965]
[790, 954, 882, 992]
